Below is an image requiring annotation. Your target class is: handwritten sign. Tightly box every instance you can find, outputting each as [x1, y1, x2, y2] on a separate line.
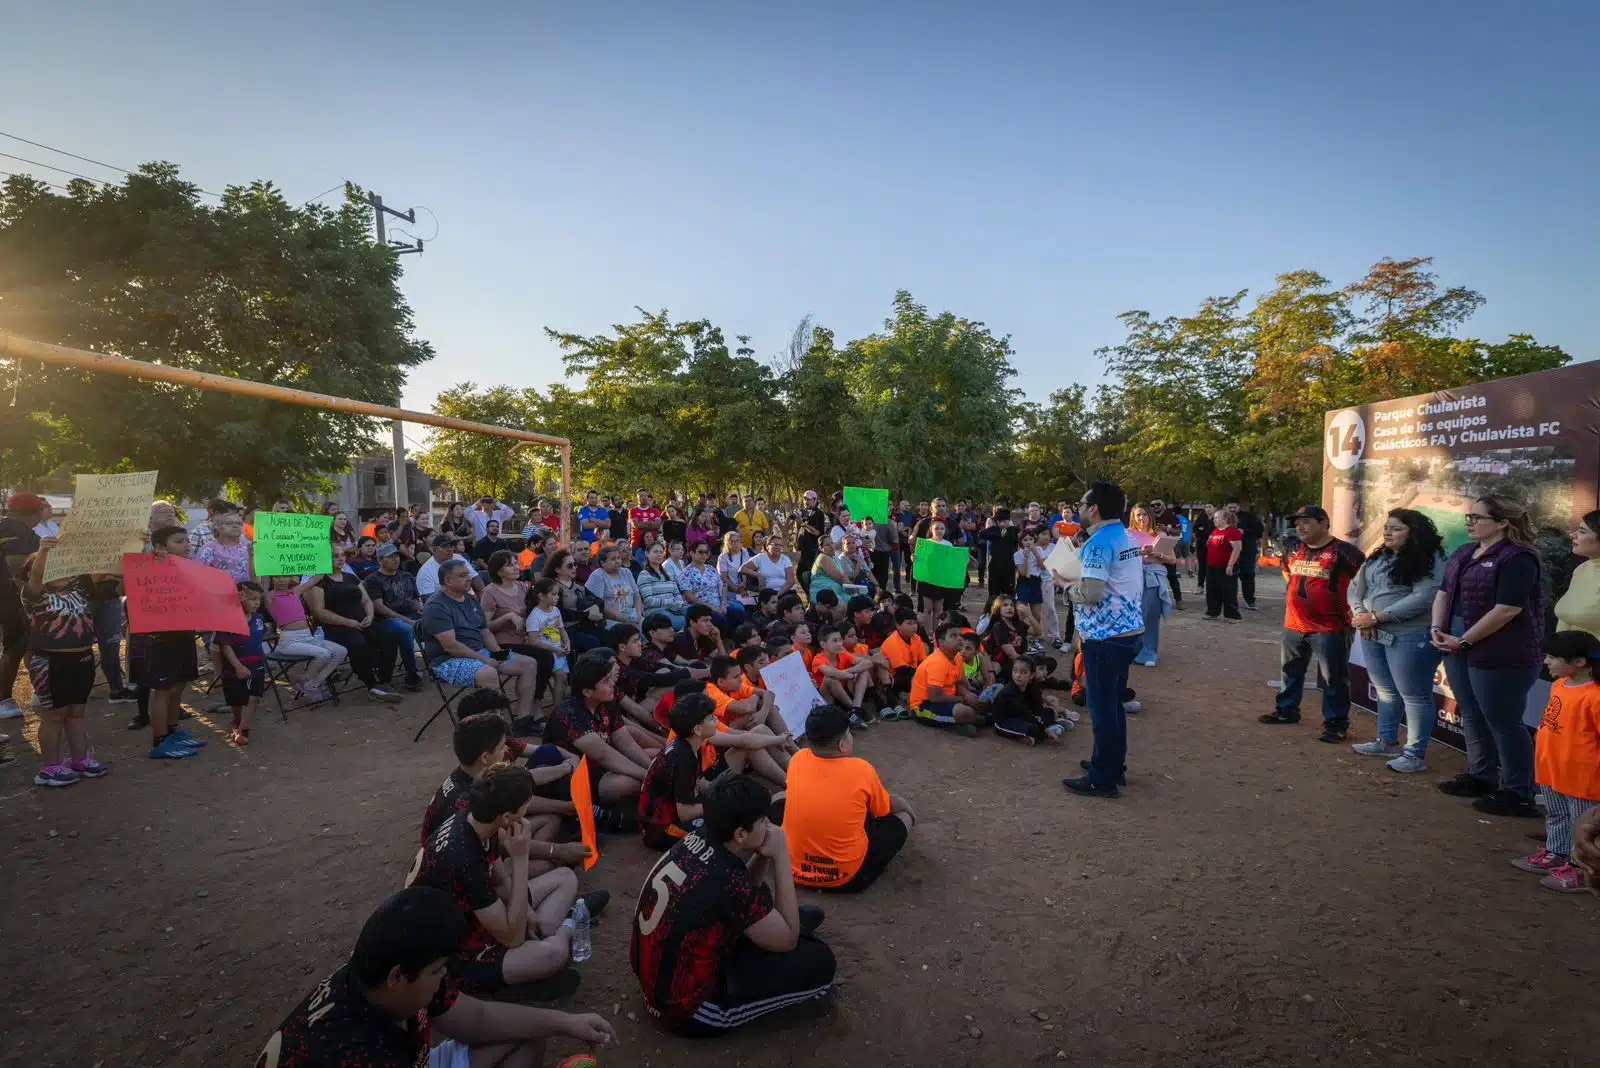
[570, 756, 599, 871]
[1044, 536, 1081, 581]
[44, 471, 157, 582]
[124, 552, 247, 634]
[759, 652, 828, 739]
[253, 512, 333, 577]
[911, 538, 969, 588]
[842, 486, 890, 525]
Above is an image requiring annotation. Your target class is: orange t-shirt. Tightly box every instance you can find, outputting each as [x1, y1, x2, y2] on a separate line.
[782, 749, 892, 888]
[810, 650, 857, 687]
[880, 631, 928, 672]
[910, 648, 963, 708]
[705, 679, 756, 725]
[361, 522, 378, 539]
[1053, 520, 1080, 540]
[851, 642, 870, 658]
[795, 644, 816, 671]
[1535, 680, 1600, 801]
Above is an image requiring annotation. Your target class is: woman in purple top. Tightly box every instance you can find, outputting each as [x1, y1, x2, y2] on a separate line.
[1430, 495, 1544, 818]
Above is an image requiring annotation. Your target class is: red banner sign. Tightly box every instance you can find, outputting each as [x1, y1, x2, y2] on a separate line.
[124, 552, 248, 635]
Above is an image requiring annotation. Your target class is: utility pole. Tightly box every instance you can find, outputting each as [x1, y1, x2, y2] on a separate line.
[350, 183, 424, 516]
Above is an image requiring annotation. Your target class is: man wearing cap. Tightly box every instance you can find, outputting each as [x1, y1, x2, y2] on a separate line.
[0, 492, 46, 719]
[362, 543, 426, 691]
[1259, 505, 1365, 743]
[1147, 497, 1185, 610]
[416, 534, 482, 597]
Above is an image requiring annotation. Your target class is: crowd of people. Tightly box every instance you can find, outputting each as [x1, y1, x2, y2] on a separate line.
[2, 478, 1598, 1065]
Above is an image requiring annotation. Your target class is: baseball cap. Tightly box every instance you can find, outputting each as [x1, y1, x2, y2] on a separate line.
[5, 491, 47, 512]
[376, 543, 400, 558]
[1289, 505, 1329, 521]
[804, 490, 819, 501]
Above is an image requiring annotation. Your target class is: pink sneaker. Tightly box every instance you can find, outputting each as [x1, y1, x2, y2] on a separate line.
[1540, 864, 1588, 894]
[70, 750, 110, 779]
[1510, 849, 1566, 873]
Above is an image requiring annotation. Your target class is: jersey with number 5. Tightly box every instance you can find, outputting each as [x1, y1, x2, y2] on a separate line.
[629, 830, 772, 1025]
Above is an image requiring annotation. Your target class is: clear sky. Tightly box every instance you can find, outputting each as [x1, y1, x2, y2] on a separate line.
[4, 1, 1596, 413]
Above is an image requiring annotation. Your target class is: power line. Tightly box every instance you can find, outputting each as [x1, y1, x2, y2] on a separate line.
[0, 130, 135, 178]
[0, 169, 72, 193]
[0, 129, 225, 199]
[0, 150, 106, 185]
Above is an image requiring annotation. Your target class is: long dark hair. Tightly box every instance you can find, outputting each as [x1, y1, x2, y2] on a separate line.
[1372, 508, 1445, 586]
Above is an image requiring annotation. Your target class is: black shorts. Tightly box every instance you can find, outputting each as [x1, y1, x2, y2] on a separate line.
[139, 632, 199, 690]
[448, 940, 509, 996]
[221, 667, 268, 705]
[27, 649, 97, 711]
[0, 598, 27, 654]
[892, 666, 916, 694]
[833, 813, 909, 892]
[917, 582, 959, 603]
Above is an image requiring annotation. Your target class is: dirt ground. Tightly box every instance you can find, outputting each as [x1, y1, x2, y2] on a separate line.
[2, 571, 1596, 1068]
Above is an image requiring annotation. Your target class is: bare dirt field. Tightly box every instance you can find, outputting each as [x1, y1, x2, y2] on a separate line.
[2, 572, 1596, 1068]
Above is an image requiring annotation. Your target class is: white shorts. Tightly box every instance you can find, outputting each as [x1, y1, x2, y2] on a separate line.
[429, 1039, 470, 1068]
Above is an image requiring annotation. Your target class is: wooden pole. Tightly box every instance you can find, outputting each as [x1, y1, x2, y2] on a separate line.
[0, 333, 571, 449]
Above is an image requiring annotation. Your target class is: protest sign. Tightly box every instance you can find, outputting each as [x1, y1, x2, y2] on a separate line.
[253, 512, 333, 576]
[124, 552, 248, 635]
[911, 538, 969, 587]
[1044, 535, 1081, 581]
[571, 757, 599, 871]
[43, 471, 157, 582]
[759, 652, 827, 739]
[843, 486, 890, 525]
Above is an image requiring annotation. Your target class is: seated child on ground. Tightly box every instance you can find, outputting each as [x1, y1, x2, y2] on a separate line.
[543, 654, 652, 807]
[452, 687, 581, 836]
[909, 622, 985, 735]
[811, 625, 875, 730]
[991, 654, 1076, 745]
[874, 608, 927, 712]
[705, 655, 793, 787]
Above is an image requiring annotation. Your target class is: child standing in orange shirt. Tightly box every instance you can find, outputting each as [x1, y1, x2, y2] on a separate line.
[1514, 631, 1600, 894]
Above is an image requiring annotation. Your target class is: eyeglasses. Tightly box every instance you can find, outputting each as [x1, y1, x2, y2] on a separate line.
[1464, 513, 1496, 523]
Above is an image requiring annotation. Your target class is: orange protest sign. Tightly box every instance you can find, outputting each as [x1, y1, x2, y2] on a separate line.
[124, 552, 248, 635]
[570, 756, 599, 871]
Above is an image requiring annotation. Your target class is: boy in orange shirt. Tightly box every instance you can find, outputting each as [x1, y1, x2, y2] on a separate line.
[705, 655, 792, 787]
[811, 625, 875, 731]
[910, 622, 984, 736]
[875, 608, 928, 714]
[783, 704, 916, 891]
[1513, 630, 1600, 894]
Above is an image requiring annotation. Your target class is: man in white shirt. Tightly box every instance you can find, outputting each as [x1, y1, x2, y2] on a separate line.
[467, 496, 514, 542]
[415, 534, 482, 596]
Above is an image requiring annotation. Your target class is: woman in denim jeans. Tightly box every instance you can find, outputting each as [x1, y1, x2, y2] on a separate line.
[1347, 509, 1446, 772]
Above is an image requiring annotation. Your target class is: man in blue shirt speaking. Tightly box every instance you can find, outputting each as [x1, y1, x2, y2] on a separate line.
[1053, 481, 1145, 799]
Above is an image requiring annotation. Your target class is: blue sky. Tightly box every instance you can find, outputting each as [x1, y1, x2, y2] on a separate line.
[4, 2, 1595, 414]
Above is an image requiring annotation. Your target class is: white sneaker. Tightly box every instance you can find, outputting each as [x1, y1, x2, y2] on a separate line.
[1351, 740, 1401, 757]
[0, 699, 22, 720]
[1386, 754, 1427, 773]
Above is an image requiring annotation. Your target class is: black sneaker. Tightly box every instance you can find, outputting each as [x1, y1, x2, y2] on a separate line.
[1078, 759, 1126, 786]
[125, 714, 151, 731]
[1062, 775, 1119, 799]
[594, 805, 638, 834]
[1318, 725, 1348, 743]
[848, 708, 870, 731]
[1437, 773, 1495, 798]
[1472, 789, 1542, 818]
[403, 676, 426, 693]
[956, 723, 978, 738]
[799, 903, 826, 936]
[107, 688, 138, 704]
[1259, 711, 1300, 725]
[1244, 603, 1259, 611]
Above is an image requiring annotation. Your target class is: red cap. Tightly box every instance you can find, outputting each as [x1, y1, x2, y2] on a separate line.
[5, 492, 46, 513]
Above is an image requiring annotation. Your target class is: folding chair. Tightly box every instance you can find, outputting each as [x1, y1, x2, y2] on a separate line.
[410, 621, 511, 743]
[264, 644, 352, 722]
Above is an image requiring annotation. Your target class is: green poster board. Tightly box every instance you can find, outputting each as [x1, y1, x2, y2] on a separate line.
[842, 486, 890, 525]
[253, 512, 334, 576]
[911, 538, 969, 588]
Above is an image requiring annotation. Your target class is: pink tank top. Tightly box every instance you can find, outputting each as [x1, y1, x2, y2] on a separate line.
[269, 590, 307, 627]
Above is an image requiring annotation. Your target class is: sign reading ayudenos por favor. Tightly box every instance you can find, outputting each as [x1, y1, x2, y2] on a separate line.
[911, 538, 969, 588]
[43, 470, 158, 582]
[842, 486, 890, 525]
[252, 512, 334, 576]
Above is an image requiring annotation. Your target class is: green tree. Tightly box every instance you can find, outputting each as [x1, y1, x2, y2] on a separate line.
[415, 384, 543, 500]
[0, 169, 432, 503]
[998, 384, 1128, 504]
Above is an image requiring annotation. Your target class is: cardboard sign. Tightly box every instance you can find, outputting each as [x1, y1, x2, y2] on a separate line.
[44, 471, 157, 582]
[253, 512, 333, 577]
[570, 756, 599, 871]
[911, 538, 969, 588]
[1044, 535, 1081, 581]
[759, 651, 827, 738]
[124, 552, 248, 635]
[842, 486, 890, 525]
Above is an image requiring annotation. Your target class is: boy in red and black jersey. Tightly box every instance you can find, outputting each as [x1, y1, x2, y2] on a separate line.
[420, 710, 509, 845]
[630, 774, 835, 1035]
[640, 693, 725, 849]
[256, 886, 614, 1066]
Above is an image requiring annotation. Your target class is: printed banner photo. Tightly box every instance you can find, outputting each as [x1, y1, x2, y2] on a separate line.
[842, 486, 890, 525]
[253, 512, 334, 576]
[124, 552, 248, 635]
[911, 538, 969, 588]
[43, 471, 158, 582]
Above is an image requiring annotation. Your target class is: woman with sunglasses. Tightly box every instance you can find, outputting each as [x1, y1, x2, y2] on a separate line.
[543, 548, 608, 653]
[1430, 495, 1545, 817]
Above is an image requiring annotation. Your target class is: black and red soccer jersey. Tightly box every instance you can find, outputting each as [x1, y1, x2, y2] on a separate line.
[419, 767, 474, 846]
[629, 831, 772, 1026]
[638, 739, 703, 847]
[543, 695, 600, 750]
[408, 812, 497, 954]
[255, 962, 458, 1067]
[1282, 538, 1364, 634]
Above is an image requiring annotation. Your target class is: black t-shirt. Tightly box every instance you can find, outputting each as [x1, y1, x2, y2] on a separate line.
[640, 738, 703, 838]
[1236, 511, 1265, 557]
[662, 519, 688, 547]
[317, 575, 367, 622]
[991, 680, 1046, 724]
[420, 767, 474, 846]
[0, 516, 40, 602]
[630, 831, 773, 1026]
[857, 610, 894, 651]
[609, 508, 629, 540]
[796, 508, 828, 554]
[984, 617, 1027, 665]
[713, 511, 738, 538]
[1493, 553, 1541, 608]
[23, 578, 96, 652]
[255, 961, 459, 1068]
[409, 811, 498, 954]
[363, 569, 421, 619]
[544, 695, 602, 750]
[674, 629, 720, 662]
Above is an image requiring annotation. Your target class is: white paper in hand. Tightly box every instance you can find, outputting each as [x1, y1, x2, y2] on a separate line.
[1044, 536, 1081, 581]
[758, 652, 827, 739]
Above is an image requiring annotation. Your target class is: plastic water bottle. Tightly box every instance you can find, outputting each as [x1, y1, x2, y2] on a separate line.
[570, 899, 591, 963]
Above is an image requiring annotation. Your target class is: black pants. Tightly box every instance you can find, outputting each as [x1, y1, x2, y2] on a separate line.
[319, 625, 378, 687]
[1238, 553, 1259, 607]
[973, 543, 988, 586]
[1195, 551, 1208, 589]
[673, 935, 836, 1036]
[870, 550, 890, 591]
[1205, 568, 1240, 620]
[1165, 563, 1183, 606]
[832, 814, 908, 892]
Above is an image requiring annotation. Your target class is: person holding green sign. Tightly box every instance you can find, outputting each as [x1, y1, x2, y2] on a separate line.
[913, 517, 966, 638]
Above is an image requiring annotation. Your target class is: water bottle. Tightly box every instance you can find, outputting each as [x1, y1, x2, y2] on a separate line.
[569, 898, 591, 963]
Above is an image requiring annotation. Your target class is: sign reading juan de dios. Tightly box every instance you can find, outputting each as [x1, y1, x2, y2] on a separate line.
[253, 512, 334, 576]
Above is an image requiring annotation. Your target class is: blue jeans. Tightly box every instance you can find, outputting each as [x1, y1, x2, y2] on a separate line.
[1441, 655, 1538, 799]
[712, 600, 747, 636]
[1138, 583, 1162, 662]
[92, 597, 126, 691]
[1082, 633, 1142, 785]
[1360, 633, 1441, 755]
[1276, 629, 1352, 726]
[368, 617, 421, 682]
